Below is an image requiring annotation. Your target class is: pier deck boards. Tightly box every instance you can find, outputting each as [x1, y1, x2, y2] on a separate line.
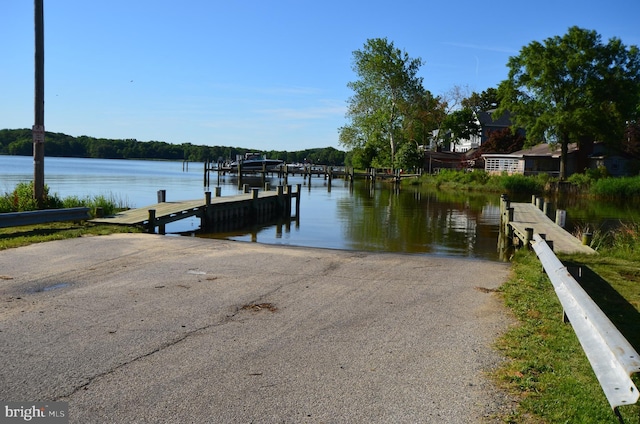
[509, 202, 595, 255]
[91, 192, 281, 226]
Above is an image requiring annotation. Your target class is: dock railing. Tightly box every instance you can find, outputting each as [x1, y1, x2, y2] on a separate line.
[531, 233, 640, 414]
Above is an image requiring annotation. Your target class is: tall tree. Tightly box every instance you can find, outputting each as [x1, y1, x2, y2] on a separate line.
[462, 88, 499, 113]
[339, 38, 425, 167]
[497, 26, 640, 179]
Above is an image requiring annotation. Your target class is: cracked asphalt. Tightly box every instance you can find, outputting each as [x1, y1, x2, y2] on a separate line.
[0, 234, 514, 423]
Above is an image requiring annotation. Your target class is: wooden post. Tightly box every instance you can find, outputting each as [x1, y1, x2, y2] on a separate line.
[525, 227, 534, 248]
[147, 209, 156, 233]
[555, 209, 566, 227]
[157, 189, 166, 203]
[204, 162, 208, 187]
[277, 185, 284, 215]
[33, 0, 45, 207]
[215, 186, 221, 197]
[543, 201, 550, 217]
[295, 183, 301, 218]
[286, 185, 293, 216]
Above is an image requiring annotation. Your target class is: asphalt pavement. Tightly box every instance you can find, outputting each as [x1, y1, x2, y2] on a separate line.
[0, 234, 514, 423]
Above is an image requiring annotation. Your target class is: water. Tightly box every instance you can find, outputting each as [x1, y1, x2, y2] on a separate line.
[2, 155, 635, 261]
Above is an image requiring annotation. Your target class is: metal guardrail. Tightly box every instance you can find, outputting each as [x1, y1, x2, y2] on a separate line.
[531, 234, 640, 411]
[0, 207, 91, 228]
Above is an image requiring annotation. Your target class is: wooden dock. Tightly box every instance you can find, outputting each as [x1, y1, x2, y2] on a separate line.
[91, 185, 300, 234]
[500, 196, 595, 255]
[204, 162, 420, 186]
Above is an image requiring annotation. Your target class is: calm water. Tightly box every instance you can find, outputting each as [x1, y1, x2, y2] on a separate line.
[2, 155, 637, 261]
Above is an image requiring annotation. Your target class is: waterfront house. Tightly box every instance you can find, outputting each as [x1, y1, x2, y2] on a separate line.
[450, 109, 522, 153]
[482, 142, 633, 177]
[482, 143, 578, 177]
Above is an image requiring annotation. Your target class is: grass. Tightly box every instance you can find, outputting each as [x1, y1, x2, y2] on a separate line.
[0, 221, 142, 251]
[414, 169, 550, 195]
[0, 182, 140, 250]
[495, 243, 640, 423]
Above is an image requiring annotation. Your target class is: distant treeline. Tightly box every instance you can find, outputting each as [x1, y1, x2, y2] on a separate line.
[0, 129, 346, 165]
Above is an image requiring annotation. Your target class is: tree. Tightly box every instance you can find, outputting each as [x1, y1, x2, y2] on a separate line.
[497, 26, 640, 179]
[462, 88, 499, 114]
[441, 108, 480, 147]
[339, 38, 425, 167]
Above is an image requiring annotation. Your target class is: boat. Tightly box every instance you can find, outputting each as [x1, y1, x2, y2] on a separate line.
[229, 153, 283, 172]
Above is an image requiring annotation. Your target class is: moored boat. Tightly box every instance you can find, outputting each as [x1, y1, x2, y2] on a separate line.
[229, 153, 283, 172]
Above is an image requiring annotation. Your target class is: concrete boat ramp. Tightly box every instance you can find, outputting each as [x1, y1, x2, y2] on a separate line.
[0, 234, 514, 423]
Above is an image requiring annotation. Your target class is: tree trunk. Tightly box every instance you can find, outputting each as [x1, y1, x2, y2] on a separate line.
[389, 133, 395, 167]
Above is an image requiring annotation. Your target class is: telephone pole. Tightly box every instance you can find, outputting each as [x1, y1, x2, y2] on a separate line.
[33, 0, 45, 207]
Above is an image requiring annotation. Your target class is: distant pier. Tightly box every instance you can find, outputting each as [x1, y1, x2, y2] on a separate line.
[204, 161, 421, 187]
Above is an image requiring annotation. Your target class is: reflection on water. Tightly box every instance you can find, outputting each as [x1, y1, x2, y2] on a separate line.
[2, 155, 637, 261]
[203, 179, 503, 260]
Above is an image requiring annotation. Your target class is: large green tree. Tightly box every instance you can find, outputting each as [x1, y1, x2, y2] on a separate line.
[339, 38, 425, 168]
[497, 26, 640, 179]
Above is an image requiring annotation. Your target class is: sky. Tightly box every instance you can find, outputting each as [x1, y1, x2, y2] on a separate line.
[2, 1, 639, 152]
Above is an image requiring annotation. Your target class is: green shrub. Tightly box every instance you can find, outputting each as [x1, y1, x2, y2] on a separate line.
[0, 182, 63, 212]
[590, 176, 640, 199]
[498, 173, 544, 193]
[1, 184, 129, 216]
[567, 172, 592, 188]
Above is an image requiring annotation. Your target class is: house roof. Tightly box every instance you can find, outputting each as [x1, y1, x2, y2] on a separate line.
[476, 109, 512, 127]
[481, 142, 579, 159]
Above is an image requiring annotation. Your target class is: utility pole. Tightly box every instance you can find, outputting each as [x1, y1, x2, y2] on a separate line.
[33, 0, 45, 207]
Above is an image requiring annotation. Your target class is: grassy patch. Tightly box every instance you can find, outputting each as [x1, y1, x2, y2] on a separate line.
[0, 222, 142, 251]
[496, 250, 640, 423]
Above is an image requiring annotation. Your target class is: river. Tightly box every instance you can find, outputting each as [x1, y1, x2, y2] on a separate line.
[2, 155, 637, 261]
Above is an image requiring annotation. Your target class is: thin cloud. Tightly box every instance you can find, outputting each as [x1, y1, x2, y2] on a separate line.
[256, 102, 346, 120]
[442, 42, 518, 54]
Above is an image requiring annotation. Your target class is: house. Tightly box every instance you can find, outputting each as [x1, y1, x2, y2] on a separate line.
[482, 142, 634, 177]
[450, 109, 519, 153]
[587, 143, 632, 177]
[482, 143, 579, 177]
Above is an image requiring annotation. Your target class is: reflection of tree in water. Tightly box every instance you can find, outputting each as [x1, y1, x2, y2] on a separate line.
[336, 182, 500, 259]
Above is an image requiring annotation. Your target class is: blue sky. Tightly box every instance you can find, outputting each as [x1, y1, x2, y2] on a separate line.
[2, 1, 639, 152]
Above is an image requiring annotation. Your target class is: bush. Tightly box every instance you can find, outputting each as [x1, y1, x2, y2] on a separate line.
[497, 173, 545, 193]
[590, 176, 640, 199]
[434, 169, 490, 186]
[1, 184, 129, 216]
[0, 182, 63, 212]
